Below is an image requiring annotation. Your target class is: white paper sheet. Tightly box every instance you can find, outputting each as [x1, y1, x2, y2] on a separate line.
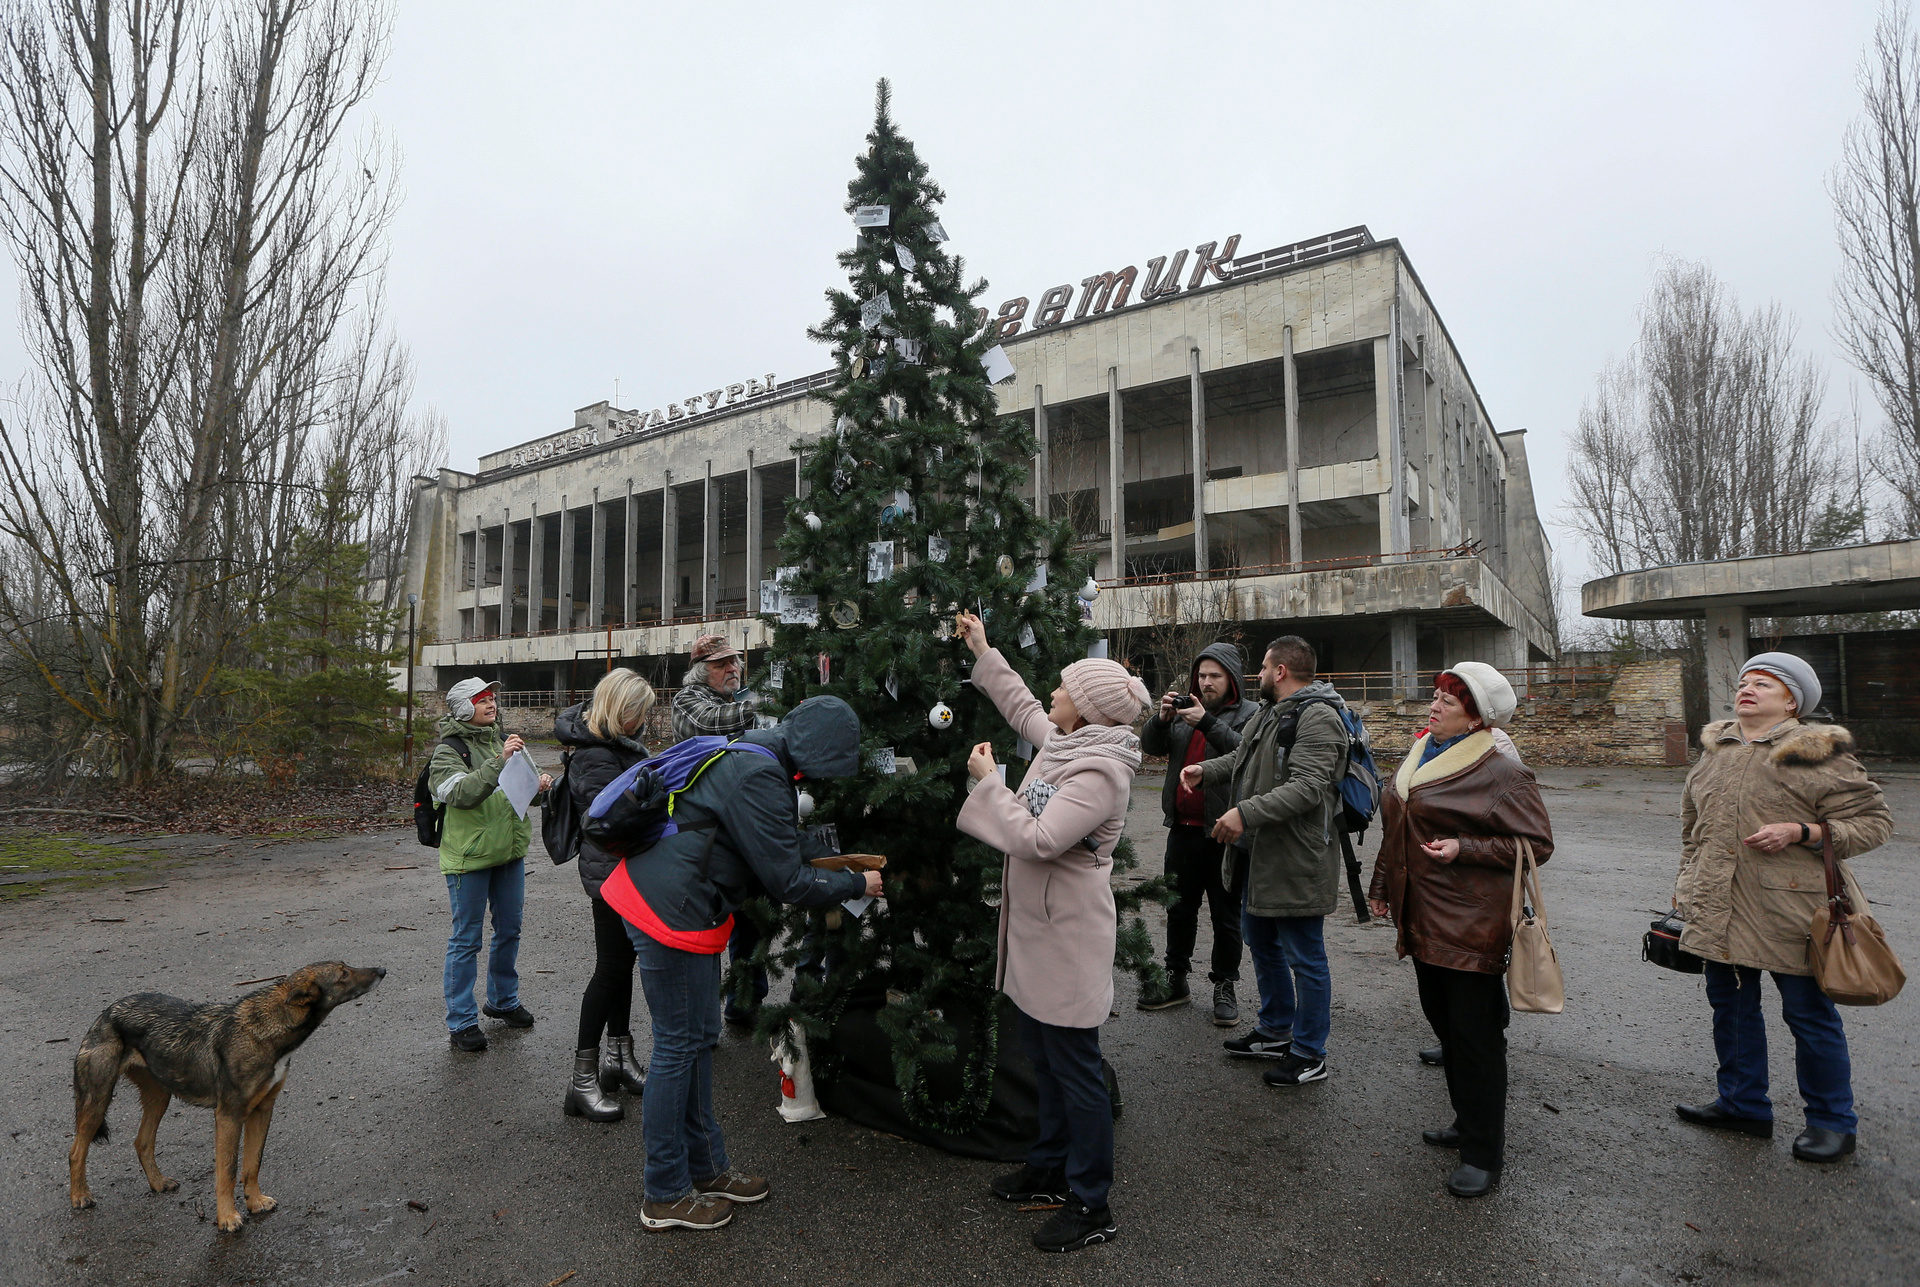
[500, 750, 540, 820]
[981, 345, 1015, 384]
[841, 895, 874, 918]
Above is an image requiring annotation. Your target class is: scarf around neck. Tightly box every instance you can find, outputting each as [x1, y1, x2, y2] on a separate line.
[1031, 721, 1143, 786]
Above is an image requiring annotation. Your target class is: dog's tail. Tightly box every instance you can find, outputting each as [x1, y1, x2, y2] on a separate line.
[71, 1014, 124, 1143]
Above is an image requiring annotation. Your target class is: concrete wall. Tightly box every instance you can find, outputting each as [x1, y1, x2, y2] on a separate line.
[1354, 660, 1687, 768]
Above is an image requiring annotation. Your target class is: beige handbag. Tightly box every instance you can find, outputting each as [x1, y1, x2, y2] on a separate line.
[1809, 828, 1905, 1006]
[1507, 837, 1565, 1014]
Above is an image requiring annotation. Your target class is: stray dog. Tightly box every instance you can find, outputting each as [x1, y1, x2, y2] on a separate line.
[69, 961, 385, 1231]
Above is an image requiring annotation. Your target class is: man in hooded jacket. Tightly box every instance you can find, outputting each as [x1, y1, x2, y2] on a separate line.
[588, 695, 882, 1233]
[1139, 642, 1259, 1022]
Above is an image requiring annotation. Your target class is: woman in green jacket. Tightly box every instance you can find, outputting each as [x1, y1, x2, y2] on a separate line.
[430, 677, 552, 1053]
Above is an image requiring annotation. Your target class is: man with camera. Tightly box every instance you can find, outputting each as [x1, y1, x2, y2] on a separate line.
[1138, 642, 1259, 1022]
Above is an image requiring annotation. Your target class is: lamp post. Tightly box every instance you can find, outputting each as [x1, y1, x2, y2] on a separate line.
[404, 593, 419, 766]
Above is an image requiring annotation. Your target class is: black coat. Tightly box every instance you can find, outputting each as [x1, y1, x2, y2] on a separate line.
[601, 703, 867, 936]
[552, 704, 649, 899]
[1139, 641, 1259, 829]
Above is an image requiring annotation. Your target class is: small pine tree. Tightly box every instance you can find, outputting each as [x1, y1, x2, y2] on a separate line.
[750, 82, 1165, 1135]
[229, 459, 402, 782]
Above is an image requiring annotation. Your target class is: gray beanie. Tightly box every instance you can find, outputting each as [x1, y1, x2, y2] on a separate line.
[1739, 652, 1821, 717]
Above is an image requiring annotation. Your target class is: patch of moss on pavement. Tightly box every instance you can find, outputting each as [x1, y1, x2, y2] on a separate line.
[0, 832, 171, 901]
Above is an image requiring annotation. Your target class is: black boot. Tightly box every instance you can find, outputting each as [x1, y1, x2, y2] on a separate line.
[1136, 972, 1190, 1011]
[1791, 1127, 1856, 1163]
[1446, 1163, 1500, 1198]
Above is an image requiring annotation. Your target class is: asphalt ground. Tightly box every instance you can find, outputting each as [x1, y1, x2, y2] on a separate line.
[1, 763, 1916, 1287]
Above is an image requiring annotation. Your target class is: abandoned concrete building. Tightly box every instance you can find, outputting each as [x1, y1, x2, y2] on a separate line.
[400, 226, 1557, 697]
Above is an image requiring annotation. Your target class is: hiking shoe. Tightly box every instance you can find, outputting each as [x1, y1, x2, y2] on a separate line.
[1262, 1050, 1329, 1086]
[694, 1169, 769, 1204]
[1032, 1200, 1117, 1253]
[1222, 1029, 1292, 1059]
[1136, 973, 1191, 1011]
[1211, 979, 1239, 1027]
[641, 1192, 733, 1231]
[482, 1003, 535, 1028]
[448, 1025, 487, 1052]
[991, 1164, 1070, 1203]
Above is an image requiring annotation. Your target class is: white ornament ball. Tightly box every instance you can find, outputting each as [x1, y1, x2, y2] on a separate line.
[1077, 576, 1100, 603]
[928, 702, 954, 730]
[796, 789, 815, 819]
[804, 512, 822, 532]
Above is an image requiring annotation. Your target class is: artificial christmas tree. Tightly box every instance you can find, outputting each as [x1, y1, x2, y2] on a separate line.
[748, 82, 1166, 1152]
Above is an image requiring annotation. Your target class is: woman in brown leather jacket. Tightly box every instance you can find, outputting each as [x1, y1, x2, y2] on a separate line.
[1368, 663, 1554, 1198]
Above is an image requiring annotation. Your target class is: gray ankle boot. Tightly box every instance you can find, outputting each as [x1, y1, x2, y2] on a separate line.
[563, 1047, 623, 1121]
[599, 1033, 646, 1096]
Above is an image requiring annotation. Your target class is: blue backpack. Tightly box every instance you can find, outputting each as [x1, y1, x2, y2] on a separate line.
[586, 736, 780, 851]
[1276, 696, 1381, 836]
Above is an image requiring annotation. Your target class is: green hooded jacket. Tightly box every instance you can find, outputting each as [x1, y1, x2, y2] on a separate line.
[427, 715, 531, 876]
[1198, 679, 1347, 918]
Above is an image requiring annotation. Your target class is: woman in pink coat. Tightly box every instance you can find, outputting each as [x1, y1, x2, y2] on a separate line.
[954, 610, 1148, 1255]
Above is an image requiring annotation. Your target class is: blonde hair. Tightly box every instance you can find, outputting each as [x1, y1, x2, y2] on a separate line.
[586, 668, 656, 740]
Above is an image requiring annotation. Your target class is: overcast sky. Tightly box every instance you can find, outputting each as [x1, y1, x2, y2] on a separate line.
[0, 0, 1896, 614]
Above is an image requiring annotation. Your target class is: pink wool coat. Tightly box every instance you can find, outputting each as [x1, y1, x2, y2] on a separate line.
[957, 649, 1136, 1029]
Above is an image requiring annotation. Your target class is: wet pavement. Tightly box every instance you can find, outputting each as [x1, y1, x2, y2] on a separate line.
[2, 763, 1916, 1286]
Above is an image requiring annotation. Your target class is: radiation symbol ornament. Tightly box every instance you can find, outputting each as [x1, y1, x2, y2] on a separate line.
[796, 790, 815, 819]
[804, 512, 822, 532]
[1078, 576, 1100, 602]
[928, 702, 954, 730]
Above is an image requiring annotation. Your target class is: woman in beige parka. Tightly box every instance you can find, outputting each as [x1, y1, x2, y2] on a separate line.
[1672, 652, 1893, 1164]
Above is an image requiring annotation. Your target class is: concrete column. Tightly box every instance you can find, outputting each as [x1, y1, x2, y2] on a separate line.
[1374, 330, 1409, 559]
[500, 508, 516, 632]
[661, 472, 678, 616]
[588, 489, 606, 627]
[556, 501, 576, 632]
[1032, 388, 1049, 523]
[702, 461, 716, 618]
[525, 505, 543, 636]
[1390, 614, 1418, 700]
[553, 661, 567, 698]
[1189, 347, 1208, 573]
[744, 451, 763, 594]
[1704, 604, 1751, 722]
[1108, 367, 1124, 582]
[623, 481, 638, 624]
[1283, 325, 1301, 565]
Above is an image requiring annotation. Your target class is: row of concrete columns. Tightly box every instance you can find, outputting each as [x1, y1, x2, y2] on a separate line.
[1030, 334, 1312, 585]
[464, 460, 801, 637]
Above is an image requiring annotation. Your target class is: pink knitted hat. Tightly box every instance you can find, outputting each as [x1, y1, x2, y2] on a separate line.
[1060, 659, 1151, 727]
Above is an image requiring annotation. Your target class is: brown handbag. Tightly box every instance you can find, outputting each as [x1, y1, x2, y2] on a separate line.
[1808, 826, 1905, 1006]
[1507, 837, 1565, 1014]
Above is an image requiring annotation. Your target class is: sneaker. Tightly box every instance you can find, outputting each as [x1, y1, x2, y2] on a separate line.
[482, 1003, 535, 1029]
[448, 1025, 487, 1052]
[694, 1169, 769, 1204]
[1031, 1199, 1117, 1253]
[991, 1164, 1070, 1203]
[1136, 973, 1191, 1011]
[641, 1192, 733, 1231]
[1211, 979, 1239, 1028]
[1262, 1050, 1329, 1086]
[1222, 1029, 1292, 1059]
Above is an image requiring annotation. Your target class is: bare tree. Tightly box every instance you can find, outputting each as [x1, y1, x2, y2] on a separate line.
[1566, 257, 1842, 720]
[0, 0, 406, 783]
[1832, 3, 1920, 536]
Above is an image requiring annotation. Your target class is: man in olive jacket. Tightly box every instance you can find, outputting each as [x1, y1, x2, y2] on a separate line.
[1138, 641, 1259, 1022]
[430, 677, 551, 1053]
[1185, 636, 1346, 1087]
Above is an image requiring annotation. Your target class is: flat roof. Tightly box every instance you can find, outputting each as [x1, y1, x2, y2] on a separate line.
[1580, 539, 1920, 620]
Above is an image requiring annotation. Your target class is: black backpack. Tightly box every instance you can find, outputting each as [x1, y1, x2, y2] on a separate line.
[539, 750, 581, 865]
[412, 735, 471, 847]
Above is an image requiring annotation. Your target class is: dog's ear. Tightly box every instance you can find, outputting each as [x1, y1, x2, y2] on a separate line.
[285, 976, 322, 1009]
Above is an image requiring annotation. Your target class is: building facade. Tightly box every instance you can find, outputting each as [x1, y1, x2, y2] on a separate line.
[401, 227, 1556, 697]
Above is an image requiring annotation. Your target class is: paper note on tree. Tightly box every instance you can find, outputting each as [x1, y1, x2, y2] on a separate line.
[500, 750, 540, 820]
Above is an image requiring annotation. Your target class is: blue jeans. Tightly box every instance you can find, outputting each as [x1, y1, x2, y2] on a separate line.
[1704, 961, 1857, 1133]
[1241, 888, 1331, 1059]
[1017, 1007, 1113, 1210]
[628, 926, 728, 1202]
[443, 860, 524, 1032]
